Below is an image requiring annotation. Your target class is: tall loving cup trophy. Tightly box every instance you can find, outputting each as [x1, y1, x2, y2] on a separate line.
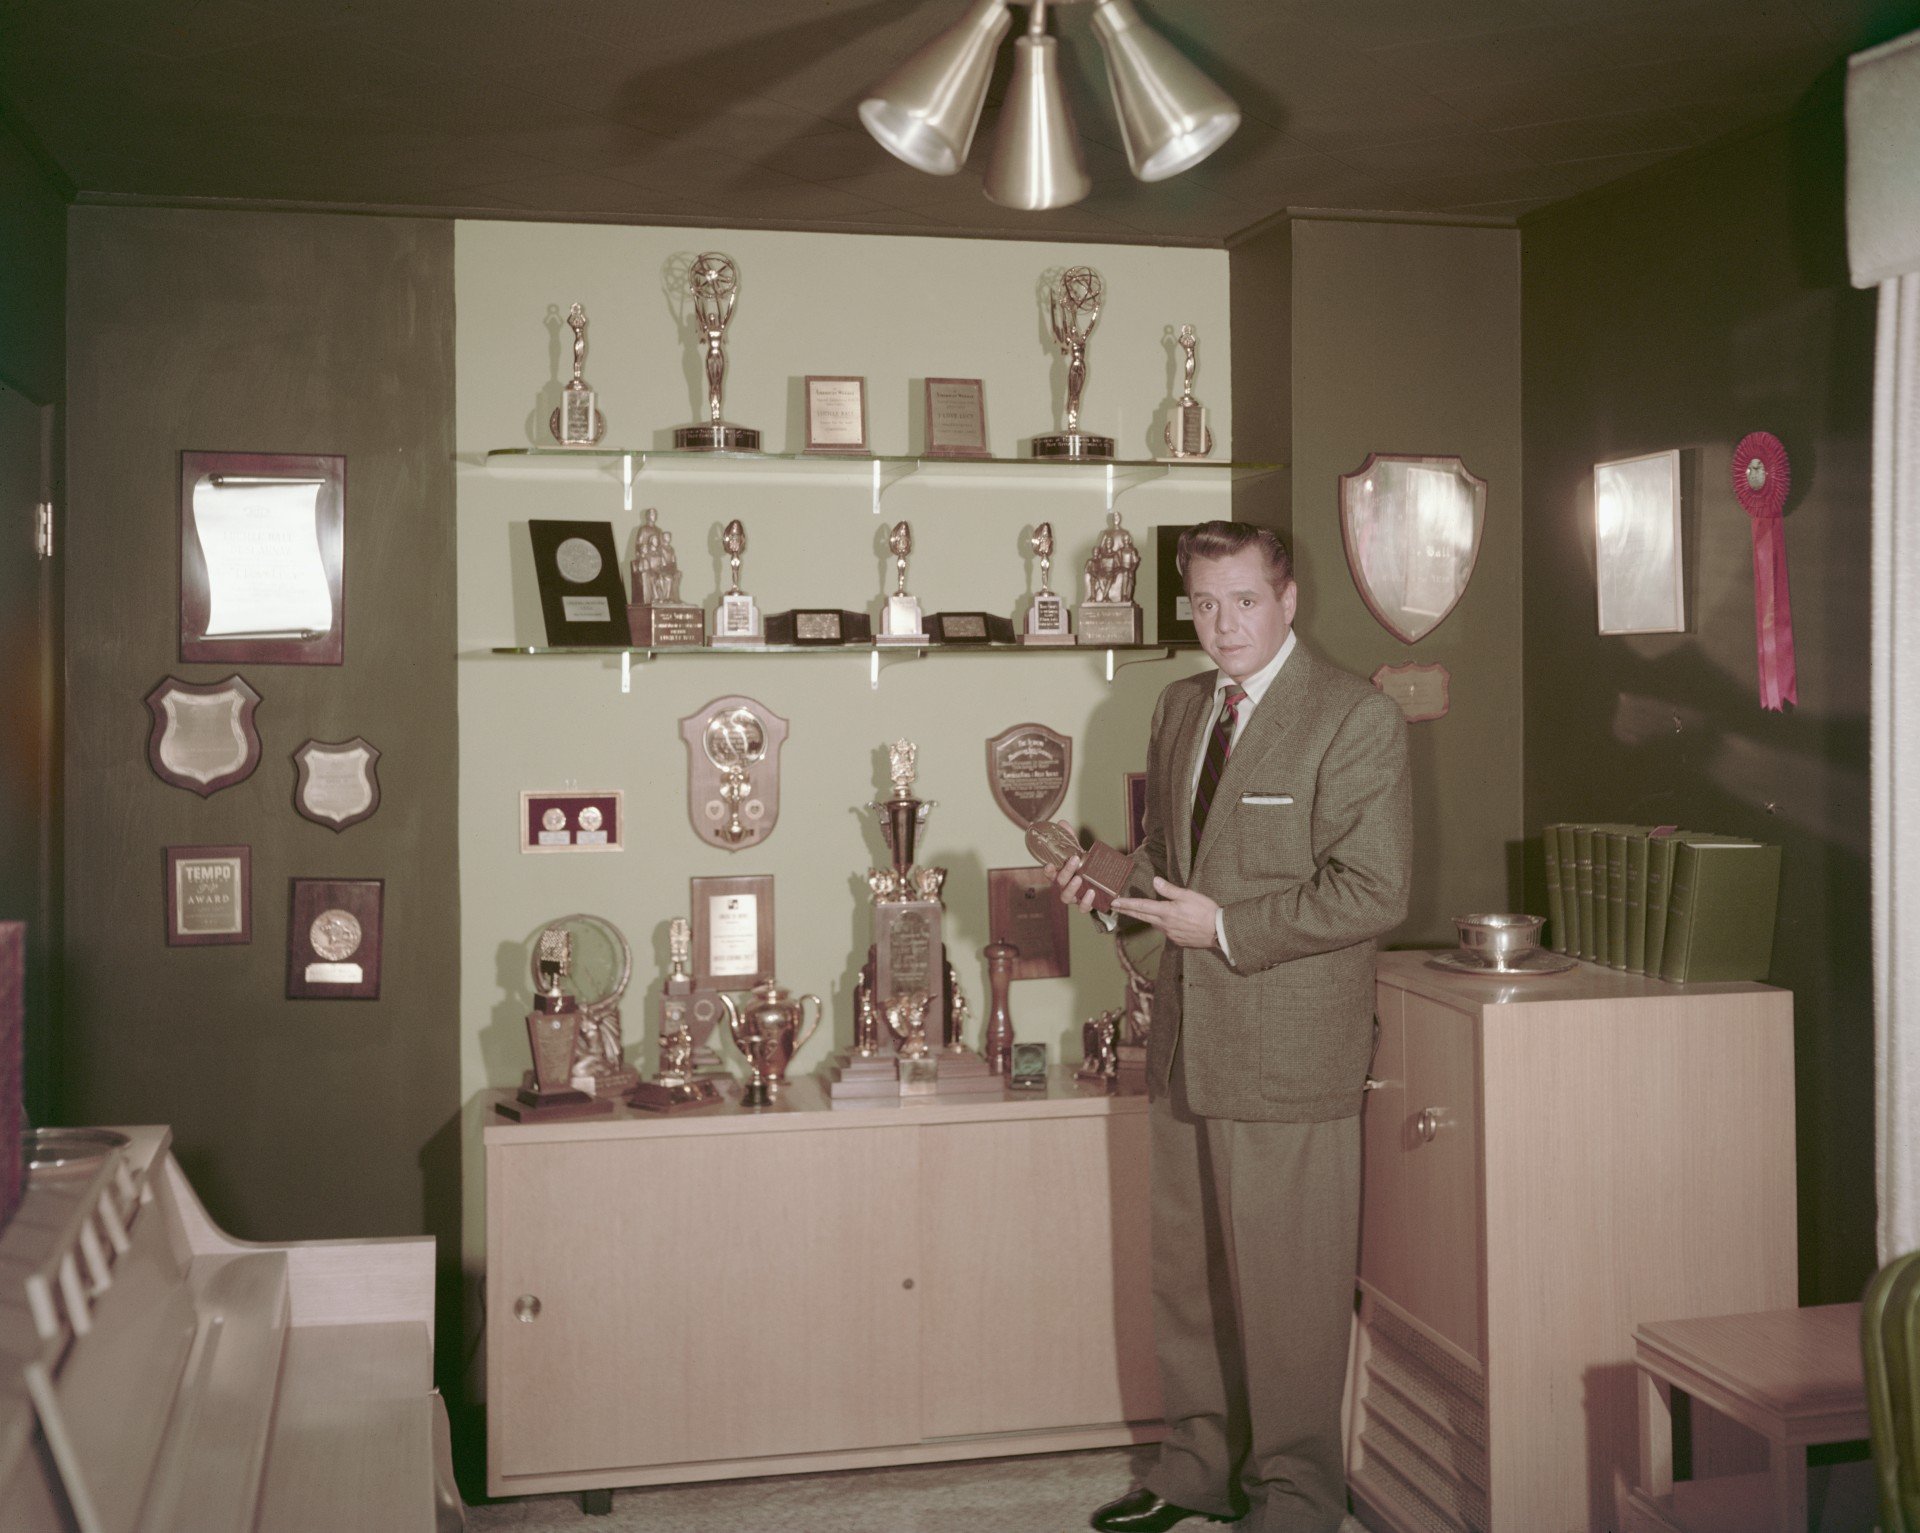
[674, 253, 762, 452]
[1032, 266, 1114, 461]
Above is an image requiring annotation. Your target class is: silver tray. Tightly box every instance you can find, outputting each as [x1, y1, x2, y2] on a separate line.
[1426, 949, 1579, 977]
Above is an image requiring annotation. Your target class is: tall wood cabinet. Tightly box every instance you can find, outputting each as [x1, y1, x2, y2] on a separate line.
[1350, 952, 1797, 1533]
[484, 1080, 1163, 1498]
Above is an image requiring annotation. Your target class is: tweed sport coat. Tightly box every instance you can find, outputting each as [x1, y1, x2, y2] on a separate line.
[1128, 642, 1412, 1122]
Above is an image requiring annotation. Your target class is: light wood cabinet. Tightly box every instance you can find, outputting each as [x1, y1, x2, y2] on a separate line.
[1350, 952, 1797, 1533]
[485, 1080, 1162, 1497]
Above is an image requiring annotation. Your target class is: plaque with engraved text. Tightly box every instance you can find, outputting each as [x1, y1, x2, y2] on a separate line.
[986, 723, 1072, 828]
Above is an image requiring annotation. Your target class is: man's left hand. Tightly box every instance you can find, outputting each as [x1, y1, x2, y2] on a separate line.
[1111, 877, 1222, 950]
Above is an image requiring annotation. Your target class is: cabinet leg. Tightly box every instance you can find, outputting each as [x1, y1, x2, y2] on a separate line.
[582, 1488, 613, 1516]
[1768, 1443, 1806, 1533]
[1638, 1368, 1674, 1498]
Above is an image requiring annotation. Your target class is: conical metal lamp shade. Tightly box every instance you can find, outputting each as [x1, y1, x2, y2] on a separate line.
[1090, 0, 1239, 182]
[858, 0, 1011, 176]
[983, 33, 1091, 210]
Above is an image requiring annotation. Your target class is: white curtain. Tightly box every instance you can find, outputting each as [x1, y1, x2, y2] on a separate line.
[1850, 28, 1920, 1264]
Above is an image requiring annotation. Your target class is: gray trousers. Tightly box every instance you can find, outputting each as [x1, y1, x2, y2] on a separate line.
[1143, 1044, 1361, 1533]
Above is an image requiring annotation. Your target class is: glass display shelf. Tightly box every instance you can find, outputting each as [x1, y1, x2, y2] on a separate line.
[477, 445, 1279, 511]
[479, 639, 1204, 690]
[488, 641, 1200, 657]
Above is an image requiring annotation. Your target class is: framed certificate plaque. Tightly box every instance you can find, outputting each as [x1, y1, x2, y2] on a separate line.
[690, 874, 774, 991]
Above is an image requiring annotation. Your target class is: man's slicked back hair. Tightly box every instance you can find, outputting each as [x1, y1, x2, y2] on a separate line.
[1175, 521, 1293, 594]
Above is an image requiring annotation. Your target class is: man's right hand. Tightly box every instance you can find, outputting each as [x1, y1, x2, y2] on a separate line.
[1052, 853, 1101, 914]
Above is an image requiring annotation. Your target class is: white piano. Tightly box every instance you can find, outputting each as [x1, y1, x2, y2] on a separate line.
[0, 1125, 462, 1532]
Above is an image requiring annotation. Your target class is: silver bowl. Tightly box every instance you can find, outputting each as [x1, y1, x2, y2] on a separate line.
[22, 1126, 129, 1175]
[1452, 913, 1545, 971]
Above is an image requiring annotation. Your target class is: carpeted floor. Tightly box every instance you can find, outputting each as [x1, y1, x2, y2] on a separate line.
[465, 1445, 1151, 1532]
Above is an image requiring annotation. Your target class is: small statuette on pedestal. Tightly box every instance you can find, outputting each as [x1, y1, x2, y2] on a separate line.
[1020, 521, 1074, 645]
[628, 508, 705, 647]
[1077, 510, 1144, 646]
[711, 518, 763, 646]
[877, 521, 929, 645]
[549, 303, 607, 447]
[1163, 324, 1214, 459]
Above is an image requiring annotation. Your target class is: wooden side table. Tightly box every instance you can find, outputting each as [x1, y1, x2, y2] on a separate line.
[1621, 1304, 1874, 1533]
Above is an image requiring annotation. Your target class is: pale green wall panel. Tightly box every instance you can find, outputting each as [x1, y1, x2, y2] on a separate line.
[454, 221, 1236, 1291]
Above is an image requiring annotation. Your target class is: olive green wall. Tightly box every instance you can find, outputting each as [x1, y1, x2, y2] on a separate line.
[62, 211, 461, 1293]
[1285, 217, 1526, 946]
[0, 109, 65, 1126]
[1519, 93, 1875, 1303]
[1228, 216, 1290, 538]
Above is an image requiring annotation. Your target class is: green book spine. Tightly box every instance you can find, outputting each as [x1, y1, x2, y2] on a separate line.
[1605, 829, 1631, 969]
[1643, 832, 1682, 977]
[1555, 825, 1580, 958]
[1624, 831, 1652, 974]
[1572, 826, 1596, 961]
[1659, 840, 1783, 983]
[1592, 828, 1612, 965]
[1543, 826, 1567, 953]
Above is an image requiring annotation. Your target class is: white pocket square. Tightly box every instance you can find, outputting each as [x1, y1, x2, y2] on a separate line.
[1240, 793, 1294, 805]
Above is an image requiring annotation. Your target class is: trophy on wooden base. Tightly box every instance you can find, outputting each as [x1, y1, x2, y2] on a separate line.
[1026, 819, 1134, 915]
[1077, 510, 1144, 645]
[631, 918, 726, 1112]
[496, 928, 615, 1121]
[549, 303, 606, 447]
[673, 253, 762, 452]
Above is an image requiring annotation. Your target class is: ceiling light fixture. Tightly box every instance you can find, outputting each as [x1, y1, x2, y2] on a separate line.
[859, 0, 1238, 210]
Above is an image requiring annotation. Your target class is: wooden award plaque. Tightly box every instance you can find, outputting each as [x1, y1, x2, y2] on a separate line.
[986, 723, 1072, 828]
[987, 867, 1070, 980]
[146, 674, 263, 797]
[690, 874, 774, 991]
[1025, 820, 1133, 915]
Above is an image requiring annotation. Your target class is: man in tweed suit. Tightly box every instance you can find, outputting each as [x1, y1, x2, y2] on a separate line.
[1063, 521, 1411, 1533]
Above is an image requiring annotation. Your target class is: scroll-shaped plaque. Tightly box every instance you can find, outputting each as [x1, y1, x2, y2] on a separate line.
[986, 723, 1072, 828]
[293, 737, 381, 831]
[1025, 819, 1133, 914]
[146, 674, 263, 797]
[1371, 662, 1451, 723]
[180, 451, 344, 665]
[680, 695, 789, 849]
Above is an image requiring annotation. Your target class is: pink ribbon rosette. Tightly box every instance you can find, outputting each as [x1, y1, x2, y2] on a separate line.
[1731, 431, 1797, 711]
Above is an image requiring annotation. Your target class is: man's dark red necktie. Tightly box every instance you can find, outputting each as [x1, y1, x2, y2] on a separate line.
[1189, 683, 1247, 861]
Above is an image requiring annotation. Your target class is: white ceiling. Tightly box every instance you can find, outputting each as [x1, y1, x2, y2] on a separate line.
[0, 0, 1908, 244]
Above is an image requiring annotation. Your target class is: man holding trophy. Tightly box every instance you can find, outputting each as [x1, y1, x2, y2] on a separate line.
[1058, 521, 1411, 1533]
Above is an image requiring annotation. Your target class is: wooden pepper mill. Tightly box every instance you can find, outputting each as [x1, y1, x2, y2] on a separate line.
[984, 941, 1016, 1075]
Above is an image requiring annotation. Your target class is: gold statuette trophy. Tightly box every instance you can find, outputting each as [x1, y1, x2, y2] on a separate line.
[549, 302, 607, 447]
[674, 252, 761, 452]
[631, 917, 726, 1112]
[1020, 521, 1074, 645]
[710, 518, 764, 646]
[1032, 266, 1114, 460]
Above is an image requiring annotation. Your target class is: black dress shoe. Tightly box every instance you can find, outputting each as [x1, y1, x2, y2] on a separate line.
[1089, 1486, 1237, 1532]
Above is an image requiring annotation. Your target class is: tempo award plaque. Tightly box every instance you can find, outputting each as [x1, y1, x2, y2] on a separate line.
[549, 303, 607, 447]
[1077, 510, 1144, 645]
[1020, 522, 1074, 645]
[876, 521, 929, 645]
[1163, 324, 1214, 458]
[710, 518, 764, 645]
[631, 917, 725, 1112]
[497, 927, 616, 1121]
[674, 252, 761, 452]
[1025, 819, 1134, 915]
[628, 508, 705, 647]
[1032, 267, 1115, 460]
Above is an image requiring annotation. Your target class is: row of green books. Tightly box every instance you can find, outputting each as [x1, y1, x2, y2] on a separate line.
[1542, 824, 1782, 983]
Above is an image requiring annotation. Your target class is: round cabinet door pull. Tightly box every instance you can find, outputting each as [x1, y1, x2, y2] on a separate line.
[1416, 1108, 1441, 1143]
[513, 1294, 543, 1322]
[902, 1278, 915, 1290]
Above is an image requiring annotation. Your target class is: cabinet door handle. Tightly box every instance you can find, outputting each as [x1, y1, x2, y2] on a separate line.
[513, 1294, 543, 1322]
[1364, 1076, 1384, 1092]
[1416, 1108, 1442, 1143]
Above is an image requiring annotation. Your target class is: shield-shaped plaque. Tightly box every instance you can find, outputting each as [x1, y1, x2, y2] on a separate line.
[985, 723, 1072, 828]
[293, 737, 382, 831]
[1339, 453, 1485, 645]
[145, 674, 263, 797]
[679, 696, 790, 850]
